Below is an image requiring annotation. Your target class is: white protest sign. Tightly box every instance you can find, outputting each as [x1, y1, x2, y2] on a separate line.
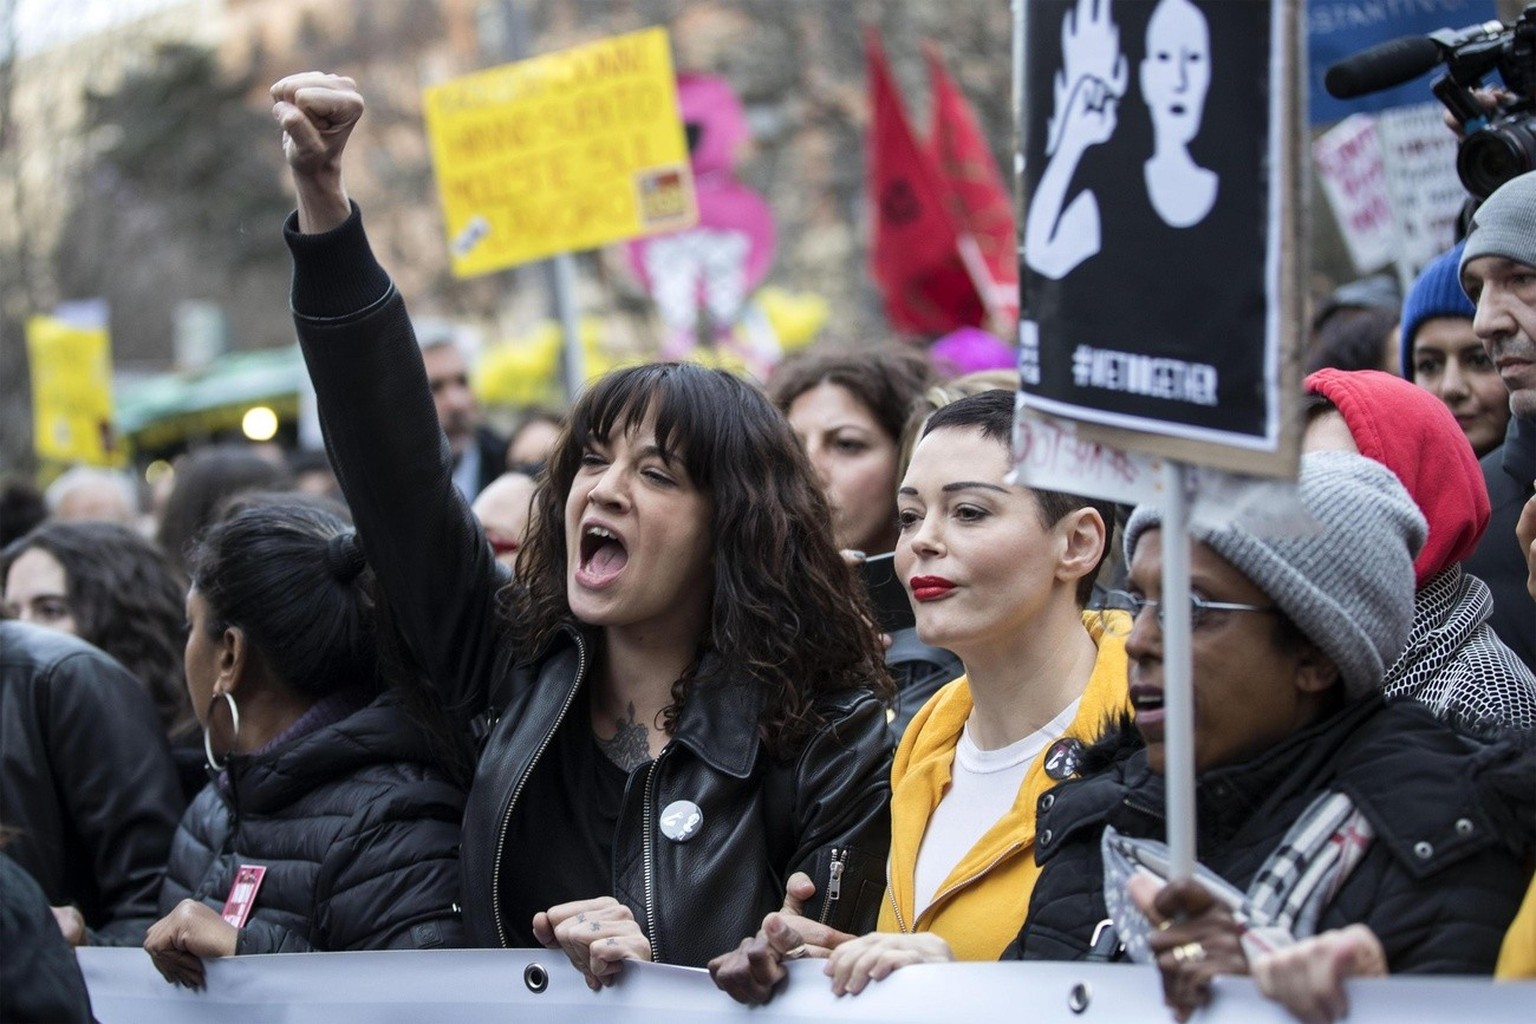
[1313, 113, 1395, 274]
[1376, 101, 1465, 280]
[1011, 405, 1166, 507]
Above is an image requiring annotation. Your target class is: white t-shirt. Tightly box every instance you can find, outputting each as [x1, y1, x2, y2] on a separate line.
[911, 699, 1081, 920]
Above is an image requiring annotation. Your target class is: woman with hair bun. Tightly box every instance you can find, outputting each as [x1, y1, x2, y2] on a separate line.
[142, 502, 466, 988]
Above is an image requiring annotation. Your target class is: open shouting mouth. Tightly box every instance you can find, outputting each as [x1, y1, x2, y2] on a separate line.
[576, 523, 629, 588]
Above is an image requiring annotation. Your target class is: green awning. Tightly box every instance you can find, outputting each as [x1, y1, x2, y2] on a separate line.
[115, 345, 304, 443]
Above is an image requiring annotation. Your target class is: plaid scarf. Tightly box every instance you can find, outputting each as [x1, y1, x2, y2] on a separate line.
[1102, 790, 1374, 963]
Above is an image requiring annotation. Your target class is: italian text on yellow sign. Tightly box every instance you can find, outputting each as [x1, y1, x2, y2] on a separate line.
[423, 27, 697, 276]
[26, 315, 124, 467]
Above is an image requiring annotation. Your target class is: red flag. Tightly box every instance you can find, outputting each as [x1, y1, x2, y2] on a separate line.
[925, 42, 1019, 332]
[866, 29, 982, 335]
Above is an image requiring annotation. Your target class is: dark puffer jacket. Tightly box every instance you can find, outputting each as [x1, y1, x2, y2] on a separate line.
[1012, 697, 1536, 972]
[1464, 415, 1536, 672]
[287, 205, 893, 967]
[159, 695, 466, 953]
[0, 621, 181, 944]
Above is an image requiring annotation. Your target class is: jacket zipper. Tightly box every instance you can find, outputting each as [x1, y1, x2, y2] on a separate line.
[921, 842, 1024, 921]
[818, 849, 847, 925]
[884, 884, 903, 939]
[641, 750, 668, 962]
[490, 632, 587, 948]
[885, 856, 909, 934]
[888, 842, 1025, 934]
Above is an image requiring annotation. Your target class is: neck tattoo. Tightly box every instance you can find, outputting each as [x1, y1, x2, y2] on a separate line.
[597, 701, 652, 771]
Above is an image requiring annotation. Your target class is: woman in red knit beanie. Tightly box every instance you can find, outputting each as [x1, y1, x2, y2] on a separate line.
[1304, 367, 1536, 728]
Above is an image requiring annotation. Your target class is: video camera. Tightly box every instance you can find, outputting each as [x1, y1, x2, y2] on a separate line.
[1325, 2, 1536, 199]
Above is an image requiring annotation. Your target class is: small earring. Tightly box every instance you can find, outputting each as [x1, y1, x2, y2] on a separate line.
[203, 691, 241, 772]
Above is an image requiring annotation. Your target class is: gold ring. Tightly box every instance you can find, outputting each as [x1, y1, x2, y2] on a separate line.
[783, 943, 810, 961]
[1171, 941, 1207, 964]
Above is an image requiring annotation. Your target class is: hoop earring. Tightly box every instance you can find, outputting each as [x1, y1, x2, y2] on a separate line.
[203, 692, 240, 772]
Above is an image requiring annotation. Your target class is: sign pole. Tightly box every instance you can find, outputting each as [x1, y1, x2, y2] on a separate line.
[552, 252, 585, 401]
[495, 0, 584, 403]
[1160, 459, 1196, 881]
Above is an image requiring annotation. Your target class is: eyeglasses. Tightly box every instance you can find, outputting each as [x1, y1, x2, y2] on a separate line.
[1100, 589, 1276, 632]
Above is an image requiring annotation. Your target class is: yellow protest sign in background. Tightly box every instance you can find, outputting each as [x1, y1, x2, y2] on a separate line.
[26, 314, 125, 467]
[423, 27, 697, 277]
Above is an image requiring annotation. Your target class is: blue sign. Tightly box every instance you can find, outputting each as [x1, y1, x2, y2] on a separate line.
[1309, 0, 1496, 125]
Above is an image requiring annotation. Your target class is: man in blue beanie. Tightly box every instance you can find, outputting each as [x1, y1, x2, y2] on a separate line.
[1460, 169, 1536, 671]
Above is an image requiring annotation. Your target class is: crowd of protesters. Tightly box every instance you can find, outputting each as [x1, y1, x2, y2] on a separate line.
[3, 69, 1536, 1024]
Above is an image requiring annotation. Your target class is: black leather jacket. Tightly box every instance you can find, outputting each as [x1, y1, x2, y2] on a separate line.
[287, 205, 892, 966]
[885, 627, 964, 741]
[0, 853, 93, 1023]
[0, 621, 182, 944]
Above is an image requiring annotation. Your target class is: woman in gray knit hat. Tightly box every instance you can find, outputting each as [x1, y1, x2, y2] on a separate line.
[1008, 452, 1535, 1020]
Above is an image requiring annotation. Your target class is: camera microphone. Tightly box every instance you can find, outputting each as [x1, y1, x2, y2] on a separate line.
[1324, 35, 1444, 99]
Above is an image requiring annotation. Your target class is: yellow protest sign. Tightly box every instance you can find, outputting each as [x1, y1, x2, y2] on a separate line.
[423, 27, 697, 276]
[26, 314, 124, 467]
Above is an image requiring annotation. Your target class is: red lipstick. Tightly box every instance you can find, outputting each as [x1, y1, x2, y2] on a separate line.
[908, 575, 956, 602]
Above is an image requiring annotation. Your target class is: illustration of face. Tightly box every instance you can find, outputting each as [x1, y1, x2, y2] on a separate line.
[1141, 0, 1210, 147]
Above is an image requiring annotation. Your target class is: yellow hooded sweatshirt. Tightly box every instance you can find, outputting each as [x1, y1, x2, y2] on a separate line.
[876, 611, 1131, 960]
[1497, 875, 1536, 978]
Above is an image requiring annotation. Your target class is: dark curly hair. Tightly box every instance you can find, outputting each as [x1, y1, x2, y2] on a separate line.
[511, 362, 892, 759]
[767, 345, 935, 446]
[2, 521, 194, 741]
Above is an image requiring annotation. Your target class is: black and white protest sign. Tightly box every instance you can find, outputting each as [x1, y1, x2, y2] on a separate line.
[1018, 0, 1302, 471]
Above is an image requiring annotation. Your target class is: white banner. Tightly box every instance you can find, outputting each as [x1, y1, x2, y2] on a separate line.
[78, 947, 1533, 1023]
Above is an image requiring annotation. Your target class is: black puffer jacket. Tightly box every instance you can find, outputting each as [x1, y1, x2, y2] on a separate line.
[1011, 698, 1536, 972]
[159, 695, 466, 953]
[287, 205, 893, 967]
[0, 621, 181, 944]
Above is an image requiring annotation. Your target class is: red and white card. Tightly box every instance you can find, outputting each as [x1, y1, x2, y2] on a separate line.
[219, 864, 267, 928]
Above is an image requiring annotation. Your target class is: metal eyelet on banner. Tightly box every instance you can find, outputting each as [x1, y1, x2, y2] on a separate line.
[1068, 981, 1091, 1014]
[524, 962, 548, 994]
